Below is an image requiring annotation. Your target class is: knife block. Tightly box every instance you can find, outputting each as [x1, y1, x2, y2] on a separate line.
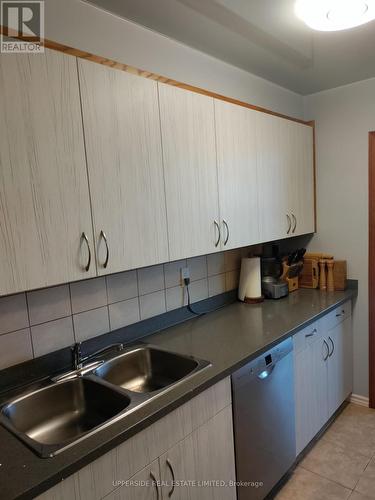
[281, 261, 302, 293]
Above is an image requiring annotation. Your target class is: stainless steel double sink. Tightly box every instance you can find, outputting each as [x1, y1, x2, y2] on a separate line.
[0, 345, 211, 457]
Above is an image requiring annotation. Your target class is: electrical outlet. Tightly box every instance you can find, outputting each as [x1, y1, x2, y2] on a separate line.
[181, 267, 190, 282]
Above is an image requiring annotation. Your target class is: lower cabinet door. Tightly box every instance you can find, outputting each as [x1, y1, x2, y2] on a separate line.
[294, 333, 328, 455]
[106, 460, 161, 500]
[327, 325, 345, 417]
[342, 317, 354, 401]
[160, 406, 236, 500]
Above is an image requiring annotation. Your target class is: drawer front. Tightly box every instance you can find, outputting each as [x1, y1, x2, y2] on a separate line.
[323, 300, 352, 332]
[293, 321, 320, 354]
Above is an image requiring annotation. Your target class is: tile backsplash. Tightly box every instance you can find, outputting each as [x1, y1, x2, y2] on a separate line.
[0, 247, 255, 371]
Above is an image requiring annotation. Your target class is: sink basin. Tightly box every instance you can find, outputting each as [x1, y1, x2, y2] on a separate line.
[1, 378, 130, 457]
[94, 346, 203, 393]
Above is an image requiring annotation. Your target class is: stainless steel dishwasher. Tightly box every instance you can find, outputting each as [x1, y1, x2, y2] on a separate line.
[232, 337, 295, 500]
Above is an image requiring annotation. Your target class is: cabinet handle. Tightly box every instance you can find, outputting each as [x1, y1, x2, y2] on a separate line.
[305, 328, 317, 338]
[286, 214, 292, 235]
[328, 336, 335, 357]
[214, 220, 221, 247]
[336, 310, 345, 317]
[100, 230, 109, 268]
[291, 213, 297, 234]
[150, 471, 160, 500]
[223, 220, 230, 246]
[81, 232, 91, 272]
[166, 458, 175, 497]
[323, 339, 329, 361]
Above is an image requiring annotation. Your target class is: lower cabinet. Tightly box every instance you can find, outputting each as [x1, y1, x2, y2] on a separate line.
[36, 378, 236, 500]
[294, 300, 353, 456]
[160, 406, 236, 500]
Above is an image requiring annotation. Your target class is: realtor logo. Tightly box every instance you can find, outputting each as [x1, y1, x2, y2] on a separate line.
[1, 1, 44, 53]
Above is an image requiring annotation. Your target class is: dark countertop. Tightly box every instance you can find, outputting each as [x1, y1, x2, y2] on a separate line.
[0, 287, 357, 500]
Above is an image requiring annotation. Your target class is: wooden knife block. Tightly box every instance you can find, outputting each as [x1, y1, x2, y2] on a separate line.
[300, 259, 319, 289]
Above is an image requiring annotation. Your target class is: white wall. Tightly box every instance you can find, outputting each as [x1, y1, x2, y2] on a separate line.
[304, 78, 375, 397]
[43, 0, 304, 119]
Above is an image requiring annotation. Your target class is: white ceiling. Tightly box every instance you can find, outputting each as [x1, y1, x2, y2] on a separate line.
[85, 0, 375, 95]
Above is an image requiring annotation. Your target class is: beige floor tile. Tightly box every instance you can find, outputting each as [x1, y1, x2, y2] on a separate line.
[355, 458, 375, 499]
[350, 491, 375, 500]
[300, 437, 371, 489]
[322, 406, 375, 458]
[275, 467, 352, 500]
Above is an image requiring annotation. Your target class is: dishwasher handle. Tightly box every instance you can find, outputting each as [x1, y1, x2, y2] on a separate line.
[257, 364, 275, 380]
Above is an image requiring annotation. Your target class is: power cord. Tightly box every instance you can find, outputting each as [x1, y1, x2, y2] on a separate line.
[184, 277, 236, 317]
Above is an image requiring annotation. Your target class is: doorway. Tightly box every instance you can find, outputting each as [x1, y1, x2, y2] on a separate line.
[369, 131, 375, 408]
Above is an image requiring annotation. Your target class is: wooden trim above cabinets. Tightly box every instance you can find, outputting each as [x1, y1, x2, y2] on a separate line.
[0, 25, 312, 127]
[369, 131, 375, 408]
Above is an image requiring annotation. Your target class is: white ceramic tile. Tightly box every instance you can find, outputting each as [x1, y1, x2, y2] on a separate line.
[70, 277, 107, 314]
[0, 329, 33, 369]
[31, 317, 74, 357]
[187, 255, 207, 281]
[166, 286, 186, 311]
[106, 271, 138, 304]
[164, 260, 187, 288]
[27, 285, 71, 326]
[73, 306, 110, 342]
[208, 274, 226, 297]
[109, 298, 140, 331]
[226, 270, 240, 291]
[0, 293, 29, 335]
[224, 249, 242, 272]
[189, 278, 209, 303]
[139, 291, 166, 320]
[207, 252, 225, 276]
[137, 265, 165, 295]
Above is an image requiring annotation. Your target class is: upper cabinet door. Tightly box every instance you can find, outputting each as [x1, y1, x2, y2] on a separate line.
[0, 50, 95, 295]
[158, 84, 220, 261]
[214, 100, 260, 250]
[289, 122, 315, 236]
[78, 60, 169, 274]
[256, 113, 290, 242]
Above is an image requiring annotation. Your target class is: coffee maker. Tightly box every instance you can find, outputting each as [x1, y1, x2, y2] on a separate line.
[261, 257, 289, 299]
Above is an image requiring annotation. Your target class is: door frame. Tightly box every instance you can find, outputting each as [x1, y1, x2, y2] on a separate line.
[369, 131, 375, 408]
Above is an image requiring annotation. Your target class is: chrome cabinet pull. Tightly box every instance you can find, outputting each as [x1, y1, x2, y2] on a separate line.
[81, 232, 91, 272]
[305, 328, 317, 338]
[336, 310, 345, 317]
[150, 471, 160, 500]
[166, 459, 175, 497]
[328, 336, 335, 357]
[223, 220, 230, 246]
[291, 213, 297, 233]
[323, 339, 329, 361]
[214, 220, 221, 247]
[286, 214, 292, 234]
[100, 230, 109, 268]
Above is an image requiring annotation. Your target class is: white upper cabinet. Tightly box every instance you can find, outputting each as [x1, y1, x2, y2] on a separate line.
[256, 113, 291, 242]
[158, 84, 220, 261]
[214, 100, 260, 250]
[78, 60, 169, 274]
[256, 113, 315, 243]
[288, 122, 315, 236]
[0, 49, 95, 295]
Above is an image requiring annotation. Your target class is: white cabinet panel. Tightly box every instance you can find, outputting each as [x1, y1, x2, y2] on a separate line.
[78, 60, 169, 274]
[158, 84, 220, 260]
[105, 460, 161, 500]
[256, 113, 290, 242]
[160, 406, 236, 500]
[294, 324, 328, 456]
[214, 99, 260, 249]
[0, 49, 95, 295]
[288, 122, 315, 236]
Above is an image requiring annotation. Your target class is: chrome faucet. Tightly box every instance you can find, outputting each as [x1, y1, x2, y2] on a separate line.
[71, 342, 124, 371]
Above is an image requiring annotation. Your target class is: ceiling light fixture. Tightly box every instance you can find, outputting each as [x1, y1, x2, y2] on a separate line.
[295, 0, 375, 31]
